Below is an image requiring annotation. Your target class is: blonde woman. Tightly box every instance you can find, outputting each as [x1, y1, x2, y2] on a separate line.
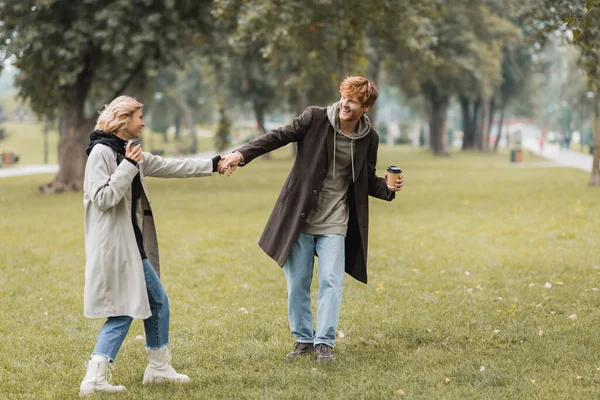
[79, 96, 222, 396]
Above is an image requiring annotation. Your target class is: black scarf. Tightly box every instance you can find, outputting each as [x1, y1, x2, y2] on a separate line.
[86, 130, 127, 157]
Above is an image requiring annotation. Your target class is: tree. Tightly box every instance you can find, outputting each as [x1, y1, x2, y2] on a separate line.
[0, 0, 212, 192]
[521, 0, 600, 184]
[387, 0, 518, 155]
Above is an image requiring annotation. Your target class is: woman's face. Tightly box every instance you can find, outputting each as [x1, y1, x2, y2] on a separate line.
[123, 108, 145, 139]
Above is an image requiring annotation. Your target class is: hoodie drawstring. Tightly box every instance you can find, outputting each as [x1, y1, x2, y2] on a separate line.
[351, 140, 355, 182]
[333, 131, 336, 178]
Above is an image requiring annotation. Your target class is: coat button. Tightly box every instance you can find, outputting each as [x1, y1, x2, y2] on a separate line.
[301, 213, 306, 218]
[322, 169, 327, 174]
[312, 190, 317, 195]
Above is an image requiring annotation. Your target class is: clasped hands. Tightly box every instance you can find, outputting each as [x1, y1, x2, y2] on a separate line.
[216, 151, 243, 176]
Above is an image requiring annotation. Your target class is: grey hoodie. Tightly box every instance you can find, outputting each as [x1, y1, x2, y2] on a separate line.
[302, 102, 371, 236]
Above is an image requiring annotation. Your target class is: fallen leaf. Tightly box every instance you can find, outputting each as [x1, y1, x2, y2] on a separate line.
[529, 283, 535, 287]
[443, 378, 451, 385]
[238, 307, 249, 314]
[337, 330, 345, 339]
[311, 367, 317, 373]
[569, 314, 577, 321]
[465, 271, 471, 276]
[493, 329, 501, 334]
[538, 327, 544, 337]
[576, 375, 582, 380]
[545, 282, 552, 289]
[135, 335, 144, 341]
[479, 366, 486, 372]
[395, 389, 406, 396]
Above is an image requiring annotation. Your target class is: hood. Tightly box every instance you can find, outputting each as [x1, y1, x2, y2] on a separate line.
[326, 101, 371, 140]
[86, 130, 127, 156]
[326, 102, 372, 182]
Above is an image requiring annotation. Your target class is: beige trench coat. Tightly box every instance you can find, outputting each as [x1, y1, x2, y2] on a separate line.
[83, 144, 213, 319]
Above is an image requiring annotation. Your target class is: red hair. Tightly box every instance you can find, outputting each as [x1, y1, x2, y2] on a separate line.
[339, 76, 378, 108]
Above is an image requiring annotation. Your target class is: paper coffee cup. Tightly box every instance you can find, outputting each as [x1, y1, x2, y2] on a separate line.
[386, 165, 402, 189]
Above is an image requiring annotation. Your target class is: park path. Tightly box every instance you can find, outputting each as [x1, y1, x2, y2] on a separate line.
[520, 124, 592, 173]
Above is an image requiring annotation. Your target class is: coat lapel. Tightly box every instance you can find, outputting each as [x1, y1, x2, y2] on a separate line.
[326, 124, 335, 166]
[352, 133, 370, 178]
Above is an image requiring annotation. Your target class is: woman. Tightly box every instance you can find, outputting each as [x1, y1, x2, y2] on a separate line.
[79, 96, 222, 396]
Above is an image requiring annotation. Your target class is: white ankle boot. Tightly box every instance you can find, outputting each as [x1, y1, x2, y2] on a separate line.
[142, 347, 190, 384]
[79, 359, 126, 396]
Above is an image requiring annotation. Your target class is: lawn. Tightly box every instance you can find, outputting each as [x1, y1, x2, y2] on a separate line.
[1, 146, 600, 399]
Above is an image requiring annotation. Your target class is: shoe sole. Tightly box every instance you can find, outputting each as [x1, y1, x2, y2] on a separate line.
[143, 376, 191, 384]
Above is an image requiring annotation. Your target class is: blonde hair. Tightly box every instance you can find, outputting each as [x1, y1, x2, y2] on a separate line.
[95, 96, 143, 133]
[339, 76, 378, 108]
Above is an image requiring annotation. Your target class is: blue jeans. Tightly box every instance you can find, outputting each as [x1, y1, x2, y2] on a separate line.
[92, 259, 170, 362]
[283, 233, 345, 348]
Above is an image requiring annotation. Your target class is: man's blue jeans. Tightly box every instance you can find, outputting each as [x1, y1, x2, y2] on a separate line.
[92, 258, 170, 362]
[283, 233, 345, 348]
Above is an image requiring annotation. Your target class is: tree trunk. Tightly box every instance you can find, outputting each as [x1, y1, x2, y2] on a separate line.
[487, 97, 495, 146]
[427, 88, 449, 156]
[492, 106, 505, 152]
[254, 100, 270, 160]
[480, 98, 490, 152]
[590, 96, 600, 186]
[460, 95, 473, 150]
[473, 98, 482, 150]
[40, 105, 94, 193]
[366, 56, 381, 126]
[184, 107, 197, 154]
[174, 111, 181, 142]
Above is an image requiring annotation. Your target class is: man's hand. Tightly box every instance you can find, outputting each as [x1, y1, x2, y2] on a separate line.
[125, 141, 143, 163]
[220, 151, 243, 176]
[386, 173, 403, 192]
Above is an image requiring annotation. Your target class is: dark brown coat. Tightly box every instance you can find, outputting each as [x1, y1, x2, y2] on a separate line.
[236, 106, 395, 283]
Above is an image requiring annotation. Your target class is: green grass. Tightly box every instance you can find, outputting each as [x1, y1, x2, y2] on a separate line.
[2, 146, 600, 399]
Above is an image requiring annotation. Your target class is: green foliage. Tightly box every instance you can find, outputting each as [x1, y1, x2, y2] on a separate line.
[3, 148, 600, 398]
[0, 0, 212, 118]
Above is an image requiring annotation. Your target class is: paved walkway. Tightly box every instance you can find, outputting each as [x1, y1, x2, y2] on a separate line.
[0, 164, 59, 178]
[521, 137, 593, 173]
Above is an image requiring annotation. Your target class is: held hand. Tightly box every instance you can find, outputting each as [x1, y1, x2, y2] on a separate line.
[125, 141, 143, 163]
[385, 173, 404, 192]
[220, 152, 242, 176]
[217, 159, 227, 174]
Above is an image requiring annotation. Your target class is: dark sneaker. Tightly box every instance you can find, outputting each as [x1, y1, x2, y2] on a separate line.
[315, 344, 334, 362]
[286, 342, 315, 360]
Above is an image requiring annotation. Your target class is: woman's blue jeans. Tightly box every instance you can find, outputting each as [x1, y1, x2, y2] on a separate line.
[283, 233, 345, 348]
[92, 259, 170, 362]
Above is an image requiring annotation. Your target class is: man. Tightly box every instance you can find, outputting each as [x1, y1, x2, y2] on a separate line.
[220, 76, 403, 361]
[80, 96, 223, 396]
